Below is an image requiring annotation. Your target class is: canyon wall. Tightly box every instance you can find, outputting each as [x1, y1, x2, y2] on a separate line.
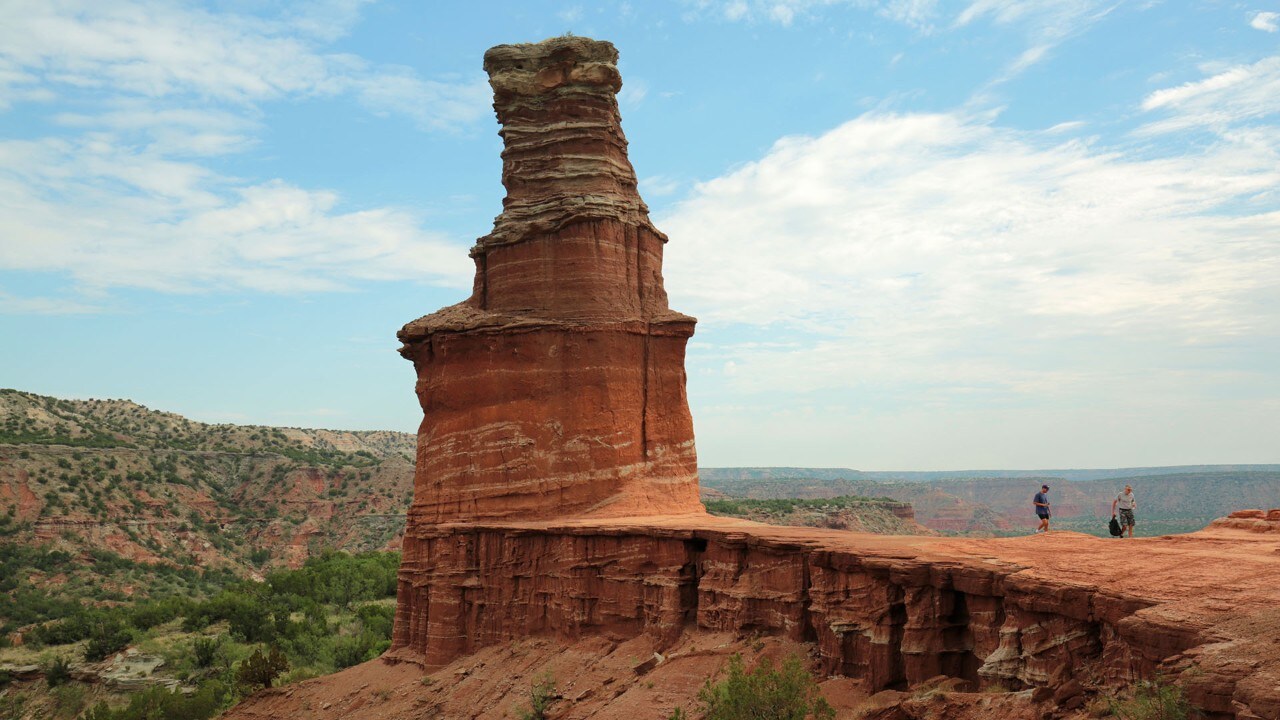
[389, 519, 1280, 718]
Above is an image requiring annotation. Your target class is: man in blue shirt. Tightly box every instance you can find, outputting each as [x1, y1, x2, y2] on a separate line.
[1034, 484, 1051, 533]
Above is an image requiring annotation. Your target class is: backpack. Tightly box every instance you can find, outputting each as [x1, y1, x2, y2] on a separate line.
[1108, 516, 1123, 537]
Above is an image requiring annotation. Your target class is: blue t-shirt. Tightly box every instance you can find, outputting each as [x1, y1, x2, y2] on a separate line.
[1034, 492, 1050, 515]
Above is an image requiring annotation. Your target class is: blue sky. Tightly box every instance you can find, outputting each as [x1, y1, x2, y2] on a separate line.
[2, 0, 1278, 470]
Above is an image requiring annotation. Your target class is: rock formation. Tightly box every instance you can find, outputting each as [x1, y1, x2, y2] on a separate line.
[396, 36, 702, 524]
[226, 37, 1280, 720]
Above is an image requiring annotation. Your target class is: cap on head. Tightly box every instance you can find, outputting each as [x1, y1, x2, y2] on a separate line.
[1042, 484, 1050, 490]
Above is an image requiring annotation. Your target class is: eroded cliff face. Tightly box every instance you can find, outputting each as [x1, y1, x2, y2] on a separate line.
[387, 518, 1280, 719]
[397, 36, 701, 524]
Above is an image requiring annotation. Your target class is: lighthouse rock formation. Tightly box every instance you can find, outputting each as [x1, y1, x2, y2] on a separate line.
[396, 36, 703, 524]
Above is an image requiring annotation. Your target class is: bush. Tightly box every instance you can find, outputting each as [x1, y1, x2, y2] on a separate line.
[516, 674, 557, 720]
[236, 646, 289, 691]
[52, 683, 86, 717]
[1108, 679, 1201, 720]
[193, 636, 220, 668]
[84, 618, 132, 662]
[333, 631, 390, 669]
[355, 603, 396, 638]
[44, 655, 72, 687]
[84, 682, 226, 720]
[698, 654, 834, 720]
[128, 597, 191, 630]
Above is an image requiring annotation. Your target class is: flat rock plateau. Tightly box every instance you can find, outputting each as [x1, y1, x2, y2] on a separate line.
[224, 36, 1280, 720]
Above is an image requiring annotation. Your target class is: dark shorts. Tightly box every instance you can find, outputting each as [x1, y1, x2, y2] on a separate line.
[1036, 512, 1049, 519]
[1119, 508, 1135, 527]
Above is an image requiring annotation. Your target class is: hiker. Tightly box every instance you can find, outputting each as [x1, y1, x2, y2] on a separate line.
[1034, 484, 1051, 533]
[1112, 484, 1136, 538]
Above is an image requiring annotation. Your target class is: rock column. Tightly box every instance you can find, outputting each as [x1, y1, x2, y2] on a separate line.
[396, 36, 704, 523]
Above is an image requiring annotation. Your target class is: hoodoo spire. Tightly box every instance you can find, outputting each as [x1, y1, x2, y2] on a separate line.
[396, 36, 703, 523]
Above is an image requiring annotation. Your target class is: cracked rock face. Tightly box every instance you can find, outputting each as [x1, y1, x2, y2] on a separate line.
[396, 36, 704, 524]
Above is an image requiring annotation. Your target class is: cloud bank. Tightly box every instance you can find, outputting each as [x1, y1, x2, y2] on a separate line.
[0, 0, 483, 303]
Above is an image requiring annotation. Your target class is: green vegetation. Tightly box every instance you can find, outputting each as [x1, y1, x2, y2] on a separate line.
[43, 655, 71, 687]
[1, 546, 401, 719]
[705, 495, 902, 516]
[1107, 679, 1202, 720]
[236, 646, 290, 691]
[516, 674, 557, 720]
[697, 654, 834, 720]
[85, 684, 228, 720]
[1, 543, 238, 640]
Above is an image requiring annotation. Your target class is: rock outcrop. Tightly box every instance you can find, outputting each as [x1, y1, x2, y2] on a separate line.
[396, 36, 702, 524]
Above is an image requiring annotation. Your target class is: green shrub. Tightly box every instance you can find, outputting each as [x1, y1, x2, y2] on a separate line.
[52, 683, 86, 718]
[84, 682, 226, 720]
[83, 618, 132, 662]
[698, 654, 834, 720]
[44, 655, 73, 687]
[1108, 679, 1201, 720]
[333, 631, 390, 669]
[236, 646, 289, 691]
[516, 674, 557, 720]
[355, 603, 396, 638]
[193, 636, 221, 668]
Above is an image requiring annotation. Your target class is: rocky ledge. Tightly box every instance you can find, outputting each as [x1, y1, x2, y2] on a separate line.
[386, 516, 1280, 719]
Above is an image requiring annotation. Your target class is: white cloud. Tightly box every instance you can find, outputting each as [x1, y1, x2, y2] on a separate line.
[1140, 56, 1280, 133]
[0, 136, 474, 294]
[1045, 120, 1085, 133]
[641, 174, 683, 196]
[957, 0, 1113, 85]
[1252, 11, 1279, 33]
[0, 0, 488, 130]
[0, 1, 485, 306]
[660, 111, 1280, 405]
[688, 0, 1107, 83]
[0, 290, 104, 315]
[619, 78, 650, 107]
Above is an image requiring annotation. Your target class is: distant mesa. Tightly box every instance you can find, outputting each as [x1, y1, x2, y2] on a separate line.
[396, 35, 704, 524]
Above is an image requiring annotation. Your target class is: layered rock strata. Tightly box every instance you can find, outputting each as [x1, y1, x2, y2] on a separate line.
[396, 36, 701, 523]
[389, 518, 1280, 719]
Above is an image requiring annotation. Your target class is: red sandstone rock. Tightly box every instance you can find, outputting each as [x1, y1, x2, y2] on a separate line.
[382, 515, 1280, 719]
[1209, 509, 1280, 534]
[396, 36, 702, 524]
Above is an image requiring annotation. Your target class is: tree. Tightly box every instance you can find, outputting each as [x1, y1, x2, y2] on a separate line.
[236, 647, 289, 691]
